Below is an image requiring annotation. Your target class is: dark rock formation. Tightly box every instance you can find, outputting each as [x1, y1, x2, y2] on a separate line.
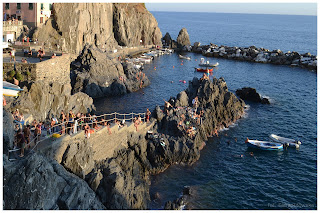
[71, 45, 150, 98]
[236, 87, 270, 104]
[33, 3, 162, 53]
[86, 133, 151, 209]
[3, 153, 105, 210]
[177, 28, 191, 49]
[3, 109, 15, 154]
[4, 81, 95, 121]
[162, 32, 172, 47]
[113, 3, 162, 47]
[61, 140, 95, 179]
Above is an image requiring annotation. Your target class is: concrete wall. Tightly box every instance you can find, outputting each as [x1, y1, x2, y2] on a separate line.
[3, 54, 71, 84]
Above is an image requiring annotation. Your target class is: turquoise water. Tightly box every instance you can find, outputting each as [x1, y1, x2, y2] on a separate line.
[94, 12, 317, 209]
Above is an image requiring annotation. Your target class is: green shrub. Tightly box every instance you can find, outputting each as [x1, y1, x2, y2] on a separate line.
[26, 71, 31, 76]
[8, 70, 16, 78]
[15, 72, 24, 81]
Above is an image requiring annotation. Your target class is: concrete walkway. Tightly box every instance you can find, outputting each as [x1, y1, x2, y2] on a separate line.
[30, 120, 154, 162]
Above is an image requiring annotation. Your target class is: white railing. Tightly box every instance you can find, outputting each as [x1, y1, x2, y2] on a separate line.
[8, 111, 146, 161]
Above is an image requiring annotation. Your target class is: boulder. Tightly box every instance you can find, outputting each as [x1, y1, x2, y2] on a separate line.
[3, 153, 105, 210]
[71, 45, 150, 98]
[176, 28, 191, 49]
[236, 87, 270, 104]
[5, 81, 95, 121]
[162, 32, 172, 47]
[175, 91, 189, 107]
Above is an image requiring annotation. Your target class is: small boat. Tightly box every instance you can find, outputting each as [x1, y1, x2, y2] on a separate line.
[3, 81, 23, 97]
[199, 58, 219, 67]
[269, 134, 301, 147]
[246, 139, 283, 150]
[179, 55, 191, 60]
[195, 67, 213, 73]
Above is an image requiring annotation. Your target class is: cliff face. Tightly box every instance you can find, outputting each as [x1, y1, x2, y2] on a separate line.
[113, 3, 162, 47]
[34, 3, 161, 54]
[5, 81, 95, 121]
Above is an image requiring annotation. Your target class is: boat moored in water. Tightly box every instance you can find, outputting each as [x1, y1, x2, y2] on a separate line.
[269, 134, 301, 148]
[245, 139, 284, 150]
[199, 58, 219, 67]
[179, 54, 191, 60]
[195, 67, 214, 72]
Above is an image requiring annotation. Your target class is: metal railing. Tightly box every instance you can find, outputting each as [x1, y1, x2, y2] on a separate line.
[8, 111, 146, 161]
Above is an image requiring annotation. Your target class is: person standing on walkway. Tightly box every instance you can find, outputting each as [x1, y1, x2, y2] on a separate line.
[146, 108, 151, 123]
[17, 129, 26, 157]
[23, 125, 31, 149]
[10, 48, 16, 62]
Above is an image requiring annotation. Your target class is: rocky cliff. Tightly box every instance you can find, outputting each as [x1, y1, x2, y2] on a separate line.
[33, 3, 162, 54]
[71, 45, 150, 98]
[5, 81, 94, 122]
[3, 153, 105, 210]
[113, 3, 162, 47]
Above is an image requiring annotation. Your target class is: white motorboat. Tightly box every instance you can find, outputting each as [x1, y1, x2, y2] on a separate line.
[179, 54, 191, 60]
[199, 58, 219, 67]
[269, 134, 301, 148]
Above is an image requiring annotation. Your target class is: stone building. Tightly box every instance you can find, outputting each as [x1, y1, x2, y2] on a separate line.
[3, 3, 53, 28]
[3, 3, 53, 42]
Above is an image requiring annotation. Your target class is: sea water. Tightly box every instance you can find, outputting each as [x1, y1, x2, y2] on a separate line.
[94, 12, 317, 210]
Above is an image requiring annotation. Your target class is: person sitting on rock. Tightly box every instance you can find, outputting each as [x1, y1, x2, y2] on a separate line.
[51, 53, 56, 59]
[164, 100, 173, 115]
[134, 117, 139, 131]
[21, 58, 27, 63]
[107, 122, 112, 135]
[28, 48, 32, 57]
[192, 96, 199, 111]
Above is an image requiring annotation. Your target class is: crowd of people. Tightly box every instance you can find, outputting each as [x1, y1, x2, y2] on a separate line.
[162, 96, 208, 139]
[11, 108, 149, 157]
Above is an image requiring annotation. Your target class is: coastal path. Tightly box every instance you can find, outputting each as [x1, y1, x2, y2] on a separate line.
[8, 112, 155, 162]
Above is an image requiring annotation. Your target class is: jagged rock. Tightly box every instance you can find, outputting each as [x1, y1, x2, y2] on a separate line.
[33, 3, 162, 53]
[34, 3, 118, 53]
[236, 87, 270, 104]
[3, 108, 15, 153]
[162, 32, 172, 47]
[71, 45, 150, 98]
[261, 98, 270, 104]
[175, 91, 189, 107]
[176, 28, 191, 49]
[61, 140, 96, 179]
[88, 148, 150, 209]
[3, 153, 105, 210]
[113, 3, 162, 47]
[5, 81, 94, 121]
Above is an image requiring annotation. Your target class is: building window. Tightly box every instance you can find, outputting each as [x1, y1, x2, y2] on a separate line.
[29, 3, 33, 10]
[49, 4, 53, 10]
[40, 17, 43, 23]
[5, 3, 9, 10]
[17, 3, 21, 9]
[41, 3, 44, 10]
